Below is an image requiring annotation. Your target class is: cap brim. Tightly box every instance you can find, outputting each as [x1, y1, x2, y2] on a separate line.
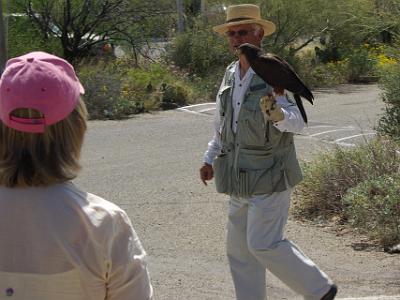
[213, 19, 276, 37]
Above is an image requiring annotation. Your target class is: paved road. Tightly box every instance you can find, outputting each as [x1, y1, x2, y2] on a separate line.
[179, 84, 383, 154]
[75, 84, 400, 299]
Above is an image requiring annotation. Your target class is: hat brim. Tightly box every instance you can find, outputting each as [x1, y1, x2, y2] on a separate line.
[213, 19, 276, 37]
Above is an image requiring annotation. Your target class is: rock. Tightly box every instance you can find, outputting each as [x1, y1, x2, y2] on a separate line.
[384, 243, 400, 254]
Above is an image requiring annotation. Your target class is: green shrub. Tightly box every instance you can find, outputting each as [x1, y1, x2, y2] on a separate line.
[377, 62, 400, 140]
[305, 45, 381, 85]
[291, 50, 349, 88]
[184, 66, 226, 102]
[294, 138, 400, 219]
[344, 47, 378, 82]
[343, 174, 400, 247]
[7, 15, 63, 58]
[77, 59, 193, 119]
[167, 20, 235, 77]
[156, 82, 191, 109]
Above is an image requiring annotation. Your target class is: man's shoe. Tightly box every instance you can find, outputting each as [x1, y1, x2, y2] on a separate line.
[321, 284, 338, 300]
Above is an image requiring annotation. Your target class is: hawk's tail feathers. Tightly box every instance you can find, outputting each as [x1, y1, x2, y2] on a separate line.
[302, 86, 314, 104]
[294, 94, 308, 124]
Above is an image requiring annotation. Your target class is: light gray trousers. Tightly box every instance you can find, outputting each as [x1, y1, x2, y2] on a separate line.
[227, 189, 333, 300]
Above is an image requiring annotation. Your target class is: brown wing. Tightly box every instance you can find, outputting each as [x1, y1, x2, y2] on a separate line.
[251, 53, 313, 104]
[246, 52, 312, 123]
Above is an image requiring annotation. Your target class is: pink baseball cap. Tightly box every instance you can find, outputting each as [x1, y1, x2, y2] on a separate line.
[0, 51, 85, 133]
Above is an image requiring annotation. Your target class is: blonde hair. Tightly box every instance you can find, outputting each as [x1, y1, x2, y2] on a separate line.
[0, 98, 88, 187]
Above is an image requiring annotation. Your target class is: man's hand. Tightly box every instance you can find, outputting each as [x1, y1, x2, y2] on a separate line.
[200, 163, 213, 186]
[259, 94, 285, 123]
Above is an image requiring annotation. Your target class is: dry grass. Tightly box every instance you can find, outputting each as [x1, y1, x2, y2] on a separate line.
[293, 137, 400, 247]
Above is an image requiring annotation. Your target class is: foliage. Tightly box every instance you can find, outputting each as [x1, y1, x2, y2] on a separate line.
[377, 60, 400, 139]
[188, 69, 225, 102]
[294, 137, 400, 219]
[343, 174, 400, 247]
[7, 15, 62, 59]
[0, 2, 6, 72]
[294, 43, 400, 87]
[77, 59, 192, 119]
[7, 0, 400, 107]
[294, 137, 400, 247]
[167, 18, 234, 77]
[371, 45, 399, 69]
[211, 0, 341, 56]
[362, 0, 400, 44]
[166, 18, 234, 101]
[293, 51, 349, 88]
[344, 47, 378, 82]
[167, 0, 400, 90]
[260, 0, 334, 55]
[12, 0, 175, 63]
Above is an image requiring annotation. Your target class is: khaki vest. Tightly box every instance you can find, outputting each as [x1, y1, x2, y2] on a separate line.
[213, 63, 303, 197]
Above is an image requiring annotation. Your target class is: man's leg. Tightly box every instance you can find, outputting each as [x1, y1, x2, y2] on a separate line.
[227, 196, 267, 300]
[247, 190, 334, 300]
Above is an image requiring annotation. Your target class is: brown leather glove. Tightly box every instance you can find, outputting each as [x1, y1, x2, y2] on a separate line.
[259, 94, 285, 123]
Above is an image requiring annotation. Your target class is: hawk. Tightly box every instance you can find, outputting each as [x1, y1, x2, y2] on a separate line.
[238, 43, 313, 123]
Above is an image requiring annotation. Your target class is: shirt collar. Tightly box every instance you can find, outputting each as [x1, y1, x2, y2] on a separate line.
[233, 60, 255, 82]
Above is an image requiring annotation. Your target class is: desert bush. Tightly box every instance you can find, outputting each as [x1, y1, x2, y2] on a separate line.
[167, 22, 234, 102]
[298, 45, 384, 86]
[77, 59, 193, 119]
[167, 20, 235, 77]
[343, 174, 400, 247]
[156, 82, 191, 109]
[294, 137, 400, 220]
[377, 61, 400, 140]
[77, 60, 144, 119]
[344, 47, 378, 82]
[294, 51, 349, 88]
[370, 45, 398, 70]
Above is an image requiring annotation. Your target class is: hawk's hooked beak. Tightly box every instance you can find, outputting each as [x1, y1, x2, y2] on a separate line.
[235, 46, 244, 56]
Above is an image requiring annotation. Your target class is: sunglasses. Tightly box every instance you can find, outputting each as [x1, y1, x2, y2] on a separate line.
[226, 29, 254, 37]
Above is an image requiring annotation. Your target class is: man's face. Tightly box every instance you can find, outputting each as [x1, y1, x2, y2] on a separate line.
[226, 24, 263, 53]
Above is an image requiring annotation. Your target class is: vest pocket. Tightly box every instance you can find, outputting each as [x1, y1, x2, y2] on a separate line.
[237, 149, 285, 196]
[239, 101, 267, 147]
[213, 153, 231, 194]
[238, 170, 250, 198]
[252, 162, 285, 195]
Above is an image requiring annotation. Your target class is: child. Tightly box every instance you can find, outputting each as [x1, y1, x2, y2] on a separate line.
[0, 51, 153, 300]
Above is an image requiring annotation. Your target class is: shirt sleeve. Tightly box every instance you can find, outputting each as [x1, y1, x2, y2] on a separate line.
[105, 211, 153, 300]
[273, 93, 306, 134]
[203, 76, 225, 165]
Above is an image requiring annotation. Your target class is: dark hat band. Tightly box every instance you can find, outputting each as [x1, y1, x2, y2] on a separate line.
[227, 17, 257, 23]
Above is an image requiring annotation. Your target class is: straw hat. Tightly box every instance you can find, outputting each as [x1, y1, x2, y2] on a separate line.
[213, 4, 276, 37]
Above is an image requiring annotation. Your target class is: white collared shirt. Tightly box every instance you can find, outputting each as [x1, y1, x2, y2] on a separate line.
[204, 61, 306, 165]
[232, 62, 254, 133]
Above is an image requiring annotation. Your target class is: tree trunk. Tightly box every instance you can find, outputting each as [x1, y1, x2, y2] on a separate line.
[176, 0, 184, 32]
[0, 3, 7, 74]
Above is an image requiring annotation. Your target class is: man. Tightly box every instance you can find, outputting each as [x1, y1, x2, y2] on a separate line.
[199, 4, 337, 300]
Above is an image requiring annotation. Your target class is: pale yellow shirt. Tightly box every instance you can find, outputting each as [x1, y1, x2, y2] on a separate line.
[0, 182, 153, 300]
